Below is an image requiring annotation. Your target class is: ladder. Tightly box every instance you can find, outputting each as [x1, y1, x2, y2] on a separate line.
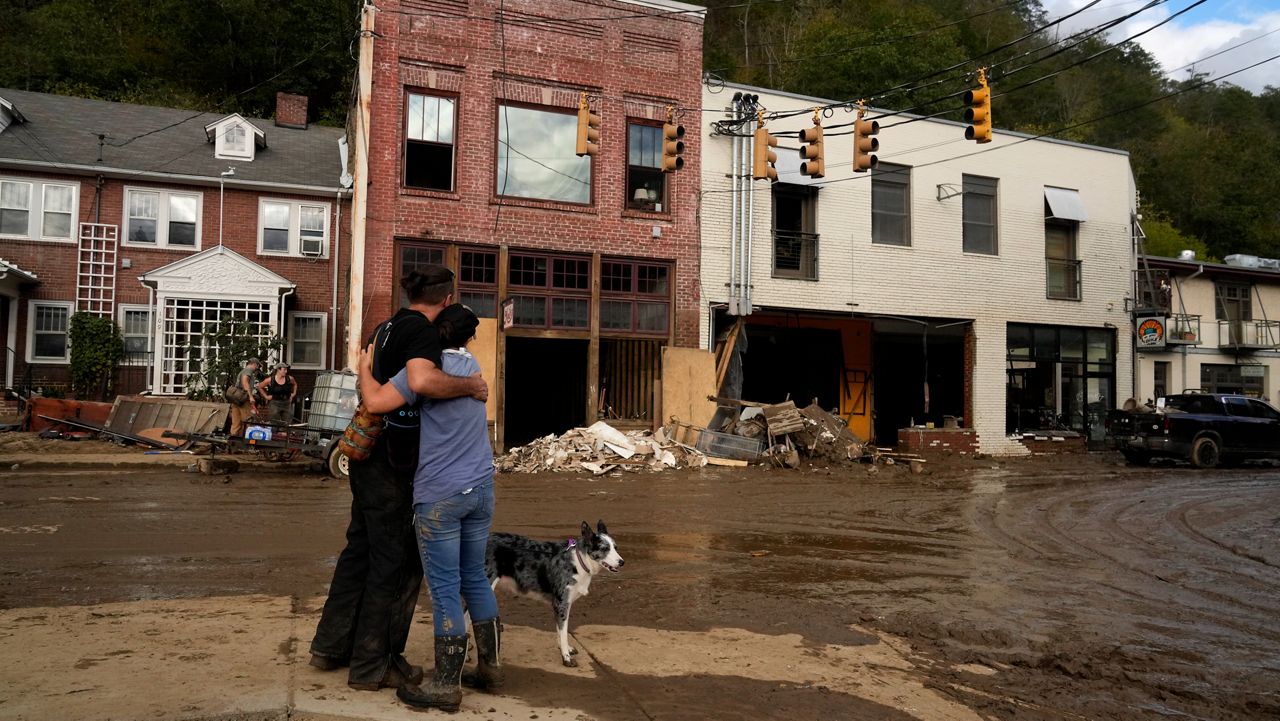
[76, 223, 118, 317]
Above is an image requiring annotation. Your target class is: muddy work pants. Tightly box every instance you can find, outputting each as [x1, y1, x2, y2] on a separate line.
[309, 435, 423, 685]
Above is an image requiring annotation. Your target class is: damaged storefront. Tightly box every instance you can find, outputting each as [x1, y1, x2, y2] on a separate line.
[396, 241, 674, 450]
[1006, 323, 1116, 444]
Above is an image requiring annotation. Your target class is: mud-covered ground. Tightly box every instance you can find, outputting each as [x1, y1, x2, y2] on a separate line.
[0, 452, 1277, 720]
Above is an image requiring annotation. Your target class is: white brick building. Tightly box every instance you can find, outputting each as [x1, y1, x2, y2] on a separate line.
[1134, 254, 1280, 404]
[698, 83, 1136, 455]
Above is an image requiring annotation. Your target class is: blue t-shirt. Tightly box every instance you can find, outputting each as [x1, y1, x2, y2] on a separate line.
[389, 350, 494, 505]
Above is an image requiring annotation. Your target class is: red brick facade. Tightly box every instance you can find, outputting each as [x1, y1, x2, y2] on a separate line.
[0, 169, 351, 395]
[360, 0, 704, 343]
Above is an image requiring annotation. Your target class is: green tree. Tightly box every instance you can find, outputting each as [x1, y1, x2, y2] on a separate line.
[68, 312, 124, 401]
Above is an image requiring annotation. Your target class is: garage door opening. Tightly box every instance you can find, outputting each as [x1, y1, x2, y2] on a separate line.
[872, 323, 965, 447]
[740, 325, 843, 410]
[504, 337, 589, 447]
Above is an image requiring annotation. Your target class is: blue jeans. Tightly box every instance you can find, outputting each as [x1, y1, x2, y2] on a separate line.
[414, 484, 499, 637]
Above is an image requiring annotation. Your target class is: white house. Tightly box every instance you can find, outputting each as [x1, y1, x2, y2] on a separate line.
[1134, 253, 1280, 403]
[699, 83, 1136, 455]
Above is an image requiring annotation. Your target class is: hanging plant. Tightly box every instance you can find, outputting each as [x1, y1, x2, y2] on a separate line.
[68, 312, 124, 401]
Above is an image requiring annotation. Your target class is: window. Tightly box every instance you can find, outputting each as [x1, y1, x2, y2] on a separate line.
[496, 104, 591, 204]
[1153, 360, 1170, 399]
[27, 301, 72, 363]
[1248, 399, 1280, 421]
[1046, 221, 1080, 300]
[119, 305, 153, 365]
[458, 249, 498, 318]
[405, 92, 456, 191]
[1, 178, 76, 241]
[42, 184, 74, 239]
[772, 184, 818, 280]
[962, 174, 997, 255]
[288, 312, 326, 369]
[871, 163, 910, 246]
[1215, 282, 1252, 321]
[1200, 363, 1264, 397]
[214, 119, 255, 161]
[257, 199, 330, 257]
[124, 188, 201, 249]
[0, 179, 31, 237]
[601, 260, 670, 335]
[507, 252, 591, 329]
[626, 123, 666, 212]
[225, 124, 247, 155]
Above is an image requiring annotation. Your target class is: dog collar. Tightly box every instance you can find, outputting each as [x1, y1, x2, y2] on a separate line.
[573, 544, 591, 573]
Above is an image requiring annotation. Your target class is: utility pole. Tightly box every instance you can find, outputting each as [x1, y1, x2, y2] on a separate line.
[345, 1, 375, 370]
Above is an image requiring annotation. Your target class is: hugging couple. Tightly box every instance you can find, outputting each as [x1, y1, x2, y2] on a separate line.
[308, 264, 501, 713]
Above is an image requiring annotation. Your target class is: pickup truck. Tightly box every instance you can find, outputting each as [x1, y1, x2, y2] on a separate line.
[1108, 393, 1280, 467]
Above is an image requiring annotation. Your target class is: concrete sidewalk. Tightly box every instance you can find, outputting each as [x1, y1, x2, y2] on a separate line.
[0, 595, 985, 721]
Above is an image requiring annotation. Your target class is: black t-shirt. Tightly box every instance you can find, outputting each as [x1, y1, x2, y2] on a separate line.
[368, 308, 443, 439]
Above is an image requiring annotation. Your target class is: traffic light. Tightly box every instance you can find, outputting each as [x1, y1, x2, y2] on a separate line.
[662, 119, 685, 172]
[575, 92, 600, 157]
[853, 103, 879, 173]
[798, 110, 824, 179]
[752, 114, 778, 182]
[964, 69, 992, 144]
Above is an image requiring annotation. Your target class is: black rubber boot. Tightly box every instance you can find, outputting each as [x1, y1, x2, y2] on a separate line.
[397, 634, 468, 712]
[462, 617, 504, 692]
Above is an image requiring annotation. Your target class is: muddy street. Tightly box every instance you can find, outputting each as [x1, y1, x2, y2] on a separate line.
[0, 455, 1277, 720]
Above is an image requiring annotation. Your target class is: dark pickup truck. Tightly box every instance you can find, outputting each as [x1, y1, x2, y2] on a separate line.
[1108, 393, 1280, 467]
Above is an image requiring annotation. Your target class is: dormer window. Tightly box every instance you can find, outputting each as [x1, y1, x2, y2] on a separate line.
[206, 114, 264, 161]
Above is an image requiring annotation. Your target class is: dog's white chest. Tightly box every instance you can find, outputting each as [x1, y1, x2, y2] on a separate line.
[566, 571, 593, 602]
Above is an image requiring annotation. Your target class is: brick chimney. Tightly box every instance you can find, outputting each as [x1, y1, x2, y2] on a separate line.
[275, 92, 308, 129]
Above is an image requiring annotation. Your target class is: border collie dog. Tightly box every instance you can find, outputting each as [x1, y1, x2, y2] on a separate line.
[485, 520, 624, 666]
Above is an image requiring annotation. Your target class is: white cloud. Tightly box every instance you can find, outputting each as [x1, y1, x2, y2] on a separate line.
[1041, 0, 1280, 92]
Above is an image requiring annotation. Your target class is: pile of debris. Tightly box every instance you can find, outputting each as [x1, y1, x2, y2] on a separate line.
[696, 398, 867, 468]
[497, 421, 708, 475]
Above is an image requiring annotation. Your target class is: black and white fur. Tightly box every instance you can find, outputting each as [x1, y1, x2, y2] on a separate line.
[485, 520, 624, 666]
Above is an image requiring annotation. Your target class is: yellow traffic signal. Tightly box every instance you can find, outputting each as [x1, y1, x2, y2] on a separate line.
[575, 92, 600, 157]
[964, 69, 992, 144]
[798, 110, 824, 179]
[662, 121, 685, 172]
[753, 114, 778, 182]
[853, 103, 879, 173]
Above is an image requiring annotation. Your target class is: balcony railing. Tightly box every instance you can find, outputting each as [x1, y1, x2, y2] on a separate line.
[1166, 314, 1201, 345]
[1047, 258, 1082, 300]
[1218, 319, 1280, 350]
[1133, 268, 1172, 313]
[772, 230, 819, 281]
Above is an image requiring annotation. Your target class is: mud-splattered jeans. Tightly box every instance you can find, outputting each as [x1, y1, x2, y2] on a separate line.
[414, 483, 499, 636]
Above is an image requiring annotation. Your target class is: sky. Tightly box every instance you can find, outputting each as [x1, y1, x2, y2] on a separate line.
[1041, 0, 1280, 93]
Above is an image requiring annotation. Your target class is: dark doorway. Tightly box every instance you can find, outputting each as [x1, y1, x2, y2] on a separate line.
[872, 331, 964, 446]
[504, 337, 589, 447]
[740, 325, 842, 409]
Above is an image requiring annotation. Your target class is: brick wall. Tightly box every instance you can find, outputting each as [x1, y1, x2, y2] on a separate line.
[275, 92, 308, 129]
[360, 0, 704, 345]
[1, 169, 350, 395]
[900, 427, 980, 456]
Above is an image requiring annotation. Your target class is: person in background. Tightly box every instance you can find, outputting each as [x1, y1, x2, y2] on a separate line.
[229, 357, 260, 437]
[357, 304, 500, 713]
[257, 363, 298, 425]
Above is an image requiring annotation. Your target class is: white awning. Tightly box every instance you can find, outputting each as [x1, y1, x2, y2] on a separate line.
[1045, 186, 1087, 222]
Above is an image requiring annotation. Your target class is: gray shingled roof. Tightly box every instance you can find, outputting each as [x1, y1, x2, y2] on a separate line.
[0, 88, 347, 192]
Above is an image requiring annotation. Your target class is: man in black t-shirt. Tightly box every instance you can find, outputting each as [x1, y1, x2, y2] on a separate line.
[310, 265, 487, 691]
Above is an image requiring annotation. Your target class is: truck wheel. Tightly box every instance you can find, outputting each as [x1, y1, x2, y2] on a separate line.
[1121, 450, 1150, 466]
[1191, 436, 1220, 469]
[328, 445, 350, 480]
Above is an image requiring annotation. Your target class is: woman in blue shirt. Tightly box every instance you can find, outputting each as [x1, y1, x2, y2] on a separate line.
[358, 304, 500, 712]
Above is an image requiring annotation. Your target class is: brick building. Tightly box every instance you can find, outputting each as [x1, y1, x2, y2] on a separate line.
[0, 89, 352, 399]
[353, 0, 705, 448]
[700, 83, 1137, 455]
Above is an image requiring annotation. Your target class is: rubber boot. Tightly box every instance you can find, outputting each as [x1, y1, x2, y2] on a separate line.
[462, 617, 504, 691]
[397, 634, 468, 712]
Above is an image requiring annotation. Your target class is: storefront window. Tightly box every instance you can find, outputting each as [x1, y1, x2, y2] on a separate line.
[1006, 323, 1115, 439]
